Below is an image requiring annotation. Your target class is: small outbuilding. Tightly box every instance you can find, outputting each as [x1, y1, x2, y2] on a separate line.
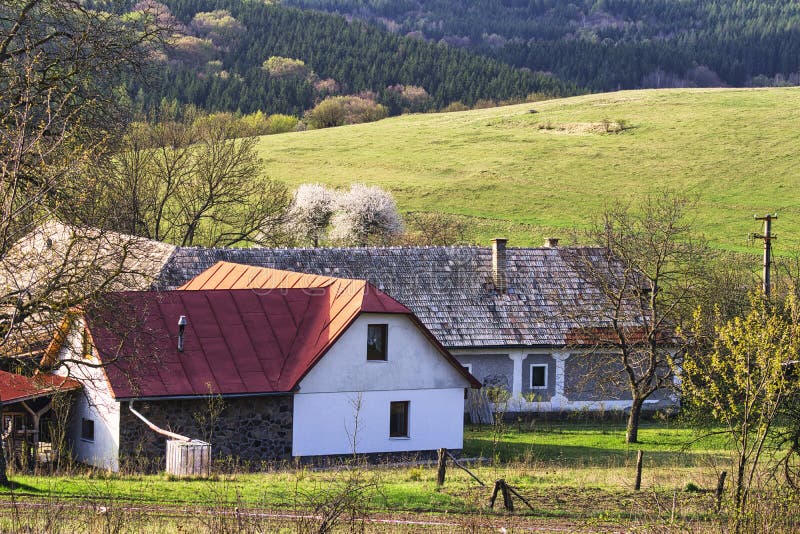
[0, 371, 81, 466]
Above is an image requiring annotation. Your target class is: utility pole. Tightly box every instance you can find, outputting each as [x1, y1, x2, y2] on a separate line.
[752, 214, 777, 298]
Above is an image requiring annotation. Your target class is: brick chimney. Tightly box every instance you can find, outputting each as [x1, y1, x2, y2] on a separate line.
[544, 237, 559, 248]
[492, 238, 507, 293]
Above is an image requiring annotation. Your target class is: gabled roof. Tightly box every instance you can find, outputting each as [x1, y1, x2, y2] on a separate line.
[0, 221, 176, 359]
[82, 282, 476, 399]
[178, 262, 480, 388]
[156, 245, 638, 348]
[0, 371, 81, 405]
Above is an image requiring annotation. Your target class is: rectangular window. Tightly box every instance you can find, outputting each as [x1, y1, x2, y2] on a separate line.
[367, 324, 388, 361]
[81, 418, 95, 442]
[530, 364, 548, 389]
[389, 401, 409, 438]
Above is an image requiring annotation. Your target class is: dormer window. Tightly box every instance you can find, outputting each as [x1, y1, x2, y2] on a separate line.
[367, 324, 388, 361]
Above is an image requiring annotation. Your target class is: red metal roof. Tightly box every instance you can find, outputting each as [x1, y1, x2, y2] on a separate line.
[0, 371, 81, 405]
[180, 262, 480, 389]
[83, 281, 425, 399]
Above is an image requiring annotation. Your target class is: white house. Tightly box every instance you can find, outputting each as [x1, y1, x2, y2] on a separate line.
[43, 272, 478, 471]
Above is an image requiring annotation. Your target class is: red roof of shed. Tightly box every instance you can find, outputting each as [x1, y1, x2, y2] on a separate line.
[0, 371, 81, 405]
[83, 282, 421, 399]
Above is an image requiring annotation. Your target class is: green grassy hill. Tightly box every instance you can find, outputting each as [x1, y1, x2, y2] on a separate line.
[256, 88, 800, 250]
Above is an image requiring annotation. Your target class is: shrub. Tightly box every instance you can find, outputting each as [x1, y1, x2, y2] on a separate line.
[305, 96, 388, 129]
[262, 56, 310, 79]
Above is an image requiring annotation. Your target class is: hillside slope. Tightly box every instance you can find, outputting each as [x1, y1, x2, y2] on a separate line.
[257, 87, 800, 250]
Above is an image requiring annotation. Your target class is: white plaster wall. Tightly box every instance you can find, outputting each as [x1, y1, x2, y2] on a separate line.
[292, 388, 465, 456]
[54, 320, 120, 471]
[299, 314, 470, 393]
[294, 313, 470, 456]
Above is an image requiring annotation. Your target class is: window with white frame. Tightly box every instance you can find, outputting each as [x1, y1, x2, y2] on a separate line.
[462, 363, 473, 375]
[529, 364, 548, 389]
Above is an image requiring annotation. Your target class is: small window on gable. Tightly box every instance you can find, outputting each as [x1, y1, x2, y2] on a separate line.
[389, 401, 409, 438]
[530, 364, 548, 389]
[81, 328, 93, 360]
[81, 418, 95, 442]
[367, 324, 388, 361]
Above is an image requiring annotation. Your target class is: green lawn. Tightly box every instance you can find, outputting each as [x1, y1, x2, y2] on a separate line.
[256, 87, 800, 250]
[0, 423, 730, 510]
[1, 422, 792, 531]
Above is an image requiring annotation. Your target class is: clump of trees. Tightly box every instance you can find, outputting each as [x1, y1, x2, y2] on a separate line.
[80, 105, 292, 247]
[263, 56, 311, 79]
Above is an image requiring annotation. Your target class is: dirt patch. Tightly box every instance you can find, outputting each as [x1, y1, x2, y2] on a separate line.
[537, 120, 630, 134]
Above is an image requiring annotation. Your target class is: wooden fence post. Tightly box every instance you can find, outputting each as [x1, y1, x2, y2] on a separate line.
[489, 480, 501, 508]
[715, 471, 727, 512]
[436, 448, 447, 486]
[500, 480, 514, 511]
[634, 450, 644, 491]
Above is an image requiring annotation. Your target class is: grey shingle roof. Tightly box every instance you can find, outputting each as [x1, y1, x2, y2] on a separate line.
[156, 245, 633, 348]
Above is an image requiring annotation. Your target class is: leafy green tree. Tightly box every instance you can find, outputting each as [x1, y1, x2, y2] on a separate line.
[683, 292, 800, 528]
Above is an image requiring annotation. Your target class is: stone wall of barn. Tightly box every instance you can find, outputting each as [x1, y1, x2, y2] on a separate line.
[118, 395, 293, 470]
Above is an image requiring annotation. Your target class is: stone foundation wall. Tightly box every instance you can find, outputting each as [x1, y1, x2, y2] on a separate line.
[118, 395, 292, 468]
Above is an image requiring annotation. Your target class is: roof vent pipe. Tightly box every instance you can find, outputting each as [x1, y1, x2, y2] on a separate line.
[544, 237, 559, 248]
[492, 238, 508, 294]
[177, 315, 187, 352]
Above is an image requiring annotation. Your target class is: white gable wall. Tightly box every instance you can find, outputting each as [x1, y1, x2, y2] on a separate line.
[54, 320, 120, 471]
[293, 313, 470, 456]
[299, 313, 469, 393]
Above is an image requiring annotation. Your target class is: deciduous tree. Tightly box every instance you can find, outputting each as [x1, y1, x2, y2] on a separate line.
[285, 183, 335, 247]
[565, 192, 707, 443]
[0, 0, 168, 484]
[329, 184, 403, 246]
[683, 292, 800, 529]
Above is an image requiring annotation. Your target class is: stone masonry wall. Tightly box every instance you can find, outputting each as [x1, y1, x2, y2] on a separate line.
[118, 395, 292, 468]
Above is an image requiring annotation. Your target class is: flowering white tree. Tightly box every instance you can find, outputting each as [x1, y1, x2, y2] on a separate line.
[329, 184, 403, 246]
[286, 183, 335, 247]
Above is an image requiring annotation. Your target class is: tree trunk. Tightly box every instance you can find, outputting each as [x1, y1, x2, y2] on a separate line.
[0, 403, 9, 486]
[734, 453, 746, 532]
[626, 398, 644, 444]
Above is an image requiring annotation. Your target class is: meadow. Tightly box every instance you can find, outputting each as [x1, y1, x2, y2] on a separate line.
[2, 421, 792, 532]
[257, 87, 800, 251]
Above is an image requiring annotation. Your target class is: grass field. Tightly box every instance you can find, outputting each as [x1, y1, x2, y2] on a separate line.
[256, 87, 800, 251]
[1, 422, 778, 532]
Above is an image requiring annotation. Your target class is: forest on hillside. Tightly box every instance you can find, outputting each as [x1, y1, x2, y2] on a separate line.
[282, 0, 800, 91]
[111, 0, 574, 117]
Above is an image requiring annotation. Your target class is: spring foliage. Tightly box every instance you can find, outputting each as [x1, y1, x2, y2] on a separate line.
[683, 292, 800, 517]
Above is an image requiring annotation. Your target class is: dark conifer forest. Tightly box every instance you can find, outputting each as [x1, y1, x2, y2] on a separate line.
[120, 0, 574, 116]
[283, 0, 800, 91]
